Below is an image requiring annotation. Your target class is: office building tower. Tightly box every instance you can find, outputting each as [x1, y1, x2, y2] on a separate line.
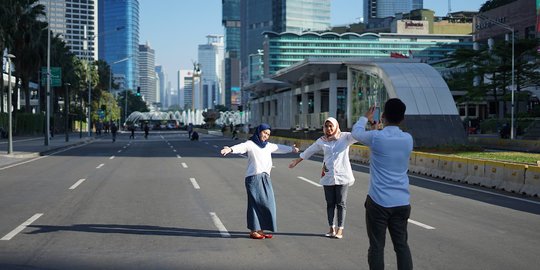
[363, 0, 416, 24]
[155, 65, 166, 109]
[39, 0, 98, 60]
[412, 0, 423, 10]
[138, 43, 156, 105]
[240, 0, 331, 83]
[178, 70, 193, 110]
[222, 0, 241, 108]
[198, 35, 224, 109]
[98, 0, 140, 90]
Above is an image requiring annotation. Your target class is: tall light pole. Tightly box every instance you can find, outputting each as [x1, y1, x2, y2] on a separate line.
[5, 54, 16, 154]
[64, 82, 71, 142]
[45, 0, 51, 145]
[109, 57, 131, 126]
[83, 25, 92, 137]
[477, 15, 515, 139]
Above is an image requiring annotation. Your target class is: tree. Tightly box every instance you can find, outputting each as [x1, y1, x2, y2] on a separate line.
[117, 91, 149, 122]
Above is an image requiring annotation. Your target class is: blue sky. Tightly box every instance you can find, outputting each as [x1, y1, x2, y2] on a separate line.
[139, 0, 487, 84]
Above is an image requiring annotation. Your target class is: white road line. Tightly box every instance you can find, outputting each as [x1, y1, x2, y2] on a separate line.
[117, 150, 122, 153]
[297, 176, 322, 187]
[96, 164, 104, 169]
[408, 219, 435, 230]
[1, 213, 44, 241]
[209, 212, 231, 238]
[181, 162, 188, 168]
[109, 156, 115, 160]
[213, 145, 219, 148]
[123, 146, 127, 149]
[0, 142, 92, 171]
[204, 142, 209, 145]
[189, 178, 201, 189]
[173, 149, 177, 152]
[176, 155, 182, 158]
[69, 179, 86, 190]
[170, 146, 174, 148]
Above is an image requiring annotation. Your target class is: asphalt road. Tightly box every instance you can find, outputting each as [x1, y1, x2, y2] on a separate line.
[0, 131, 539, 269]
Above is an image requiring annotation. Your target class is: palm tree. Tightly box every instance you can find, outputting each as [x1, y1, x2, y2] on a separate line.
[0, 0, 18, 113]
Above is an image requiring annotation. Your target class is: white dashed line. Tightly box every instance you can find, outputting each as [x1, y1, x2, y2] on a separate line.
[117, 150, 122, 153]
[181, 162, 188, 168]
[189, 178, 201, 189]
[173, 149, 177, 152]
[176, 155, 182, 158]
[69, 179, 86, 190]
[297, 176, 322, 187]
[210, 212, 231, 238]
[408, 219, 435, 230]
[213, 145, 218, 148]
[109, 156, 115, 160]
[96, 164, 104, 169]
[1, 213, 44, 241]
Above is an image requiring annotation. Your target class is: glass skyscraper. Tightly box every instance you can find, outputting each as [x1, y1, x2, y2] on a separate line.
[240, 0, 331, 84]
[364, 0, 422, 23]
[98, 0, 140, 90]
[222, 0, 241, 108]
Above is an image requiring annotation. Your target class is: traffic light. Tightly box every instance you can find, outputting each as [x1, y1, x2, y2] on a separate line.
[136, 86, 141, 96]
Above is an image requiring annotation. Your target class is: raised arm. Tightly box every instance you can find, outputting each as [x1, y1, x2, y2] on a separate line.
[290, 140, 321, 169]
[220, 142, 248, 156]
[352, 105, 375, 146]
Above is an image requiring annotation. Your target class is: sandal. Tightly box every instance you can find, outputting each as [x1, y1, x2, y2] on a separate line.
[249, 232, 264, 239]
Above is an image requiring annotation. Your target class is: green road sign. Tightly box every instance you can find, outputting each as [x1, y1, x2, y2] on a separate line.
[41, 67, 62, 87]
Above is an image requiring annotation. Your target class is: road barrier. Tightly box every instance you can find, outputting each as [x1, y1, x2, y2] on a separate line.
[258, 136, 539, 197]
[521, 166, 540, 196]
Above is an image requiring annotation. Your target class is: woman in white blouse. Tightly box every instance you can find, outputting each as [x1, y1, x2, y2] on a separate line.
[289, 117, 357, 239]
[221, 123, 299, 240]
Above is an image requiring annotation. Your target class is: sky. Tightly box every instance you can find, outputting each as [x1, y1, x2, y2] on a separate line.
[139, 0, 487, 85]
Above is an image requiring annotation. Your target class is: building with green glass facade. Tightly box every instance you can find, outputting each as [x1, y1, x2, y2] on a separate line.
[262, 31, 473, 76]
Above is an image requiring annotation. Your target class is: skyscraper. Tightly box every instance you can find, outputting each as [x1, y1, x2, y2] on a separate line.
[198, 35, 224, 109]
[240, 0, 331, 84]
[138, 43, 156, 105]
[222, 0, 241, 108]
[363, 0, 421, 23]
[98, 0, 140, 90]
[155, 65, 166, 109]
[178, 70, 193, 110]
[39, 0, 98, 60]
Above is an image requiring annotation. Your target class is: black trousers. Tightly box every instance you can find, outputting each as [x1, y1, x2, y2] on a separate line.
[365, 195, 413, 270]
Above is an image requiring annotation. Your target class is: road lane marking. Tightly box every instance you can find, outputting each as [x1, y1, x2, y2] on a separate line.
[170, 146, 174, 148]
[210, 212, 230, 238]
[123, 146, 127, 149]
[177, 155, 182, 158]
[297, 176, 322, 187]
[173, 149, 177, 152]
[109, 156, 115, 160]
[408, 219, 435, 230]
[117, 150, 122, 153]
[96, 164, 104, 169]
[189, 178, 200, 189]
[181, 162, 188, 168]
[1, 213, 44, 241]
[213, 145, 219, 148]
[0, 142, 92, 171]
[205, 142, 209, 145]
[69, 179, 86, 190]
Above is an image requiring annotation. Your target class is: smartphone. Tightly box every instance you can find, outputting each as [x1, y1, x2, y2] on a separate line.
[373, 107, 380, 123]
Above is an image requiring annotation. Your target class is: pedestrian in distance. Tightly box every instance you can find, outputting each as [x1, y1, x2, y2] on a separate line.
[129, 125, 135, 139]
[289, 117, 357, 239]
[351, 98, 414, 270]
[190, 131, 199, 141]
[111, 122, 118, 142]
[187, 123, 193, 139]
[220, 123, 299, 240]
[144, 123, 149, 139]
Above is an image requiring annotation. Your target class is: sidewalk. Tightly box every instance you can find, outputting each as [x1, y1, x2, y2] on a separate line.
[0, 133, 94, 168]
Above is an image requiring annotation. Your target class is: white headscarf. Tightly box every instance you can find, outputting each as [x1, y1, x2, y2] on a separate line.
[321, 117, 341, 142]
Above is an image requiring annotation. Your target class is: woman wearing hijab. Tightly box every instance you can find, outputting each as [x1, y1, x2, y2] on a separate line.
[289, 117, 357, 239]
[221, 123, 299, 239]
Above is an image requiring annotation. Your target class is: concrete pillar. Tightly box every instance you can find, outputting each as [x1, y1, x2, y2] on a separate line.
[347, 67, 353, 128]
[329, 72, 337, 118]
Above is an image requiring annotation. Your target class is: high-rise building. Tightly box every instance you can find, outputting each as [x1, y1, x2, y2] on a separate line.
[178, 70, 193, 110]
[39, 0, 98, 60]
[240, 0, 331, 84]
[98, 0, 140, 90]
[198, 35, 224, 110]
[363, 0, 421, 23]
[222, 0, 241, 108]
[155, 65, 166, 109]
[138, 43, 156, 105]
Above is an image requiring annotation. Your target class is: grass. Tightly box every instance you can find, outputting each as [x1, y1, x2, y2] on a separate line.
[416, 145, 540, 165]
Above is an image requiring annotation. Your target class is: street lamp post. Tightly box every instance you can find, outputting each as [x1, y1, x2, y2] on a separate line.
[45, 0, 51, 145]
[477, 15, 515, 139]
[64, 82, 71, 142]
[5, 53, 16, 154]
